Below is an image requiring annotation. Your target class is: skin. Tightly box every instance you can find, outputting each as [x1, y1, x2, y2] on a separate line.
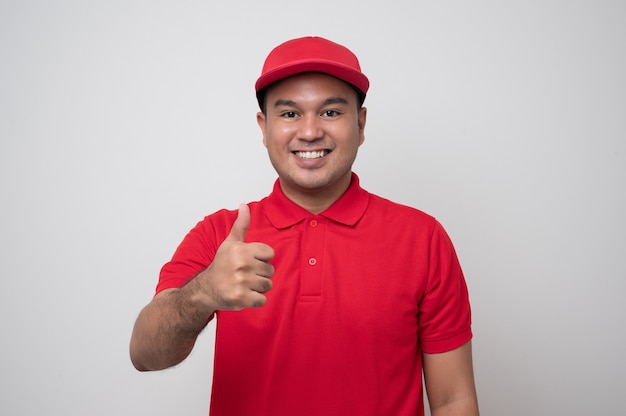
[129, 72, 479, 415]
[424, 342, 480, 416]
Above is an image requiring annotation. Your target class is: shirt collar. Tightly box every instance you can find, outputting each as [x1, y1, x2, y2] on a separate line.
[265, 173, 370, 229]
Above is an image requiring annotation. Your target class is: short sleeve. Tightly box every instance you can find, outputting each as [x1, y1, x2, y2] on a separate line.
[418, 221, 473, 353]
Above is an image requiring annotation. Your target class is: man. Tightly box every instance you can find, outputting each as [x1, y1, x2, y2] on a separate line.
[130, 36, 479, 416]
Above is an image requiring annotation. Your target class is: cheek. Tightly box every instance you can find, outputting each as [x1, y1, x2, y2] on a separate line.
[264, 135, 290, 159]
[265, 123, 295, 142]
[335, 126, 363, 148]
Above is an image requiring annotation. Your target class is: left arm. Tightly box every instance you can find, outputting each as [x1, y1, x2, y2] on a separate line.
[423, 341, 479, 416]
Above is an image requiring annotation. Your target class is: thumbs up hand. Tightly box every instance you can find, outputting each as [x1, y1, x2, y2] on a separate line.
[193, 204, 275, 311]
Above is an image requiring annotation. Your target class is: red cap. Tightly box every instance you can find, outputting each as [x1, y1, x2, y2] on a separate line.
[255, 36, 369, 96]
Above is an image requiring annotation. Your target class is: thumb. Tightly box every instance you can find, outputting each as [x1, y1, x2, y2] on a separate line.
[226, 203, 250, 242]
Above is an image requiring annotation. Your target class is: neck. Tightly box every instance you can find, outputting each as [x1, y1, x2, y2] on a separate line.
[280, 174, 353, 215]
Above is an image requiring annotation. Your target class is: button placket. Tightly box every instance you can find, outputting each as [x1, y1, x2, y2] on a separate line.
[300, 217, 325, 299]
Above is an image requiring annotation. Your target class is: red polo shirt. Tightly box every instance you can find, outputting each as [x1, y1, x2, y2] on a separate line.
[157, 174, 472, 416]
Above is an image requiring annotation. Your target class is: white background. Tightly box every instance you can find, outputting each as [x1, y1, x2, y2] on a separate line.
[1, 1, 625, 415]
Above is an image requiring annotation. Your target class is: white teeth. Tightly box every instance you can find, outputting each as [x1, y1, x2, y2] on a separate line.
[295, 150, 328, 159]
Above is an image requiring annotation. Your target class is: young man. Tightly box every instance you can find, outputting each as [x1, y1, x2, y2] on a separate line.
[130, 36, 479, 416]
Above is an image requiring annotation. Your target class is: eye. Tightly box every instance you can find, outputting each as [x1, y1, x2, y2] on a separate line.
[280, 111, 298, 118]
[321, 110, 340, 117]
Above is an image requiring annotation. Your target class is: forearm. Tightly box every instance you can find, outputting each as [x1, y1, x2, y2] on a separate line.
[424, 342, 479, 416]
[430, 396, 479, 416]
[129, 284, 215, 371]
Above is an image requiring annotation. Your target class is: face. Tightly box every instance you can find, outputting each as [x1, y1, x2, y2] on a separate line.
[257, 72, 367, 210]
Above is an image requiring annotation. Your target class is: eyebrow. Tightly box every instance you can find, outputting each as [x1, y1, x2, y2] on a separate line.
[273, 99, 297, 108]
[272, 96, 350, 108]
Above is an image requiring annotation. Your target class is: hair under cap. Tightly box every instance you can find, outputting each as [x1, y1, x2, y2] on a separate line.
[255, 36, 370, 98]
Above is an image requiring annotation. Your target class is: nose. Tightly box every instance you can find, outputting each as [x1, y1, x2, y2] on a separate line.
[297, 113, 323, 142]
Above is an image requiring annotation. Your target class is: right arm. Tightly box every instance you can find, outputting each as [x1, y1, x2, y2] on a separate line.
[129, 204, 274, 371]
[129, 285, 213, 371]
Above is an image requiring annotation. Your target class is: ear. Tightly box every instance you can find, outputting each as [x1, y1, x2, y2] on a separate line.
[357, 107, 367, 146]
[257, 111, 268, 147]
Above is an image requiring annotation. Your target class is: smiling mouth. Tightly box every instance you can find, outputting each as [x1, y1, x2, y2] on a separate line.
[293, 150, 330, 159]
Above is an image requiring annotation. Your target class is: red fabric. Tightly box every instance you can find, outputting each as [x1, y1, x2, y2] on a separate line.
[255, 36, 369, 95]
[157, 174, 472, 416]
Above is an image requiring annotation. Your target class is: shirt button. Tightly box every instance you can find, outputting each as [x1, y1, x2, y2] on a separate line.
[310, 220, 318, 227]
[308, 257, 317, 266]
